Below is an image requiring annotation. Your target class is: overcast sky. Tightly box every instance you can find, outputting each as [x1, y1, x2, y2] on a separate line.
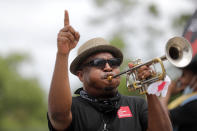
[0, 0, 196, 94]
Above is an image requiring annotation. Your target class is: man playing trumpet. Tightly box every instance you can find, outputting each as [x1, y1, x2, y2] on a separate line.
[47, 10, 172, 131]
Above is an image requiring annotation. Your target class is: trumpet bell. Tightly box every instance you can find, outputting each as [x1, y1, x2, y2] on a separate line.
[165, 37, 193, 68]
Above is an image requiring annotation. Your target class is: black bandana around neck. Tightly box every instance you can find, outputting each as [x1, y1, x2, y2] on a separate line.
[75, 88, 121, 116]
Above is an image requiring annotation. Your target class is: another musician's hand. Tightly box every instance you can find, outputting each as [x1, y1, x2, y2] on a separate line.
[57, 10, 80, 55]
[170, 75, 197, 95]
[168, 80, 184, 95]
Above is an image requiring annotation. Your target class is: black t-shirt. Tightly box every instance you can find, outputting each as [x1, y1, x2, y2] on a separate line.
[170, 100, 197, 131]
[48, 95, 148, 131]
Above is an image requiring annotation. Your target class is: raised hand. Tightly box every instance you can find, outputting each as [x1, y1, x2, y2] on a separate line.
[57, 10, 80, 54]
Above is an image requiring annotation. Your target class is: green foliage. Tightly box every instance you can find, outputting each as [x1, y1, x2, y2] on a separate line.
[148, 4, 159, 17]
[172, 14, 192, 32]
[110, 34, 125, 50]
[0, 53, 48, 131]
[94, 0, 106, 7]
[90, 0, 137, 26]
[94, 0, 137, 8]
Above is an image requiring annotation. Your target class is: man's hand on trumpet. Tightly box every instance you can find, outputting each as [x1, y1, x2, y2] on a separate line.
[128, 63, 153, 80]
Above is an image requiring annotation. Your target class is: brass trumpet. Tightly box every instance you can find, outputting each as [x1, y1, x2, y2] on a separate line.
[107, 36, 193, 94]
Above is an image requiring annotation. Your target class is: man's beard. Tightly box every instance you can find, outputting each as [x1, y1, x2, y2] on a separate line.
[99, 86, 118, 98]
[104, 86, 115, 92]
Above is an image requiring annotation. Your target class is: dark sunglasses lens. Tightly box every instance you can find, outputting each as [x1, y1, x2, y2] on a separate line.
[93, 59, 106, 67]
[108, 58, 121, 67]
[85, 58, 121, 68]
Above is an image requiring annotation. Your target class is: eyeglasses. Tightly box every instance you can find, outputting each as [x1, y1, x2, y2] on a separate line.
[82, 58, 121, 69]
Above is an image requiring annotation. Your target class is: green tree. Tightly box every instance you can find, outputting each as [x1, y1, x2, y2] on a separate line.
[0, 53, 48, 131]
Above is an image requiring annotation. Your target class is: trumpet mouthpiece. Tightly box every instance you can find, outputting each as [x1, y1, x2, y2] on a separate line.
[107, 76, 113, 81]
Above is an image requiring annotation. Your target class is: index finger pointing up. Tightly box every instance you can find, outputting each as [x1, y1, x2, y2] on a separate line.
[64, 10, 69, 26]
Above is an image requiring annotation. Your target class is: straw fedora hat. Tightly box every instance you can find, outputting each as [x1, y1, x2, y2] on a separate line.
[70, 37, 123, 75]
